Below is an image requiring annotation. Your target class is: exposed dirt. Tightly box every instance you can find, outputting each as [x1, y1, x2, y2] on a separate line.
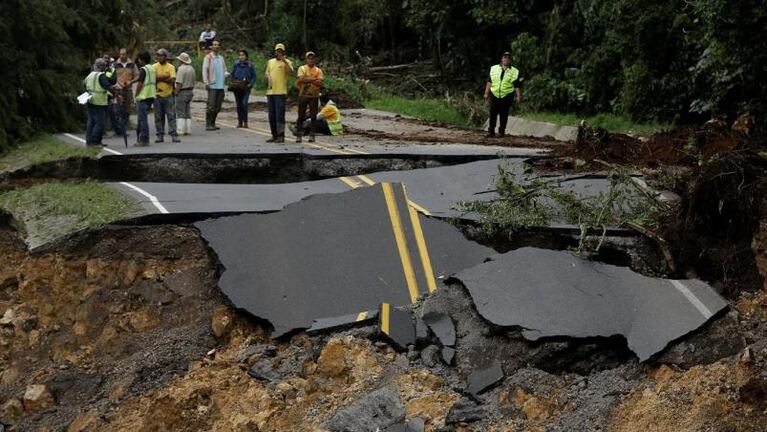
[0, 218, 766, 431]
[346, 126, 559, 149]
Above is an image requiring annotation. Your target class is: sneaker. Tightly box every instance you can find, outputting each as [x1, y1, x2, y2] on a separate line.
[205, 126, 216, 131]
[308, 136, 315, 143]
[485, 132, 496, 138]
[265, 137, 276, 143]
[275, 137, 285, 143]
[135, 141, 149, 147]
[172, 136, 181, 143]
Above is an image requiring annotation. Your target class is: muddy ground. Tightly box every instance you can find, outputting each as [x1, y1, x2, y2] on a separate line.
[1, 109, 767, 430]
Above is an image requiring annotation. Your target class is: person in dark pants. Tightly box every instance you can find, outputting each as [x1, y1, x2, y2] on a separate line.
[230, 49, 257, 128]
[265, 43, 294, 142]
[295, 51, 323, 143]
[484, 52, 522, 138]
[133, 51, 156, 146]
[84, 58, 115, 146]
[202, 40, 227, 130]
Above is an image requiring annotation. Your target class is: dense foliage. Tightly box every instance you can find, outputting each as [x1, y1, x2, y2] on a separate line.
[2, 0, 765, 151]
[174, 0, 764, 126]
[0, 0, 158, 152]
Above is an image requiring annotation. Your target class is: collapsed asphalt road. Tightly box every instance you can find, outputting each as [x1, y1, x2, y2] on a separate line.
[454, 247, 728, 360]
[196, 183, 493, 337]
[196, 181, 727, 361]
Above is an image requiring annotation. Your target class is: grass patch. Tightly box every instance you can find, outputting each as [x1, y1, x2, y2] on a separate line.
[518, 112, 672, 135]
[0, 135, 99, 173]
[366, 94, 469, 127]
[0, 180, 137, 231]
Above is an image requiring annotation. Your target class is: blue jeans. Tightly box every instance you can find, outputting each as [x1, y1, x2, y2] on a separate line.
[234, 90, 250, 124]
[267, 95, 286, 138]
[85, 104, 106, 145]
[154, 95, 177, 137]
[137, 98, 153, 143]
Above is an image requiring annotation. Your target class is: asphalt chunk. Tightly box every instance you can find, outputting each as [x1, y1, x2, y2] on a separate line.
[455, 247, 729, 361]
[423, 312, 456, 347]
[379, 303, 416, 351]
[464, 360, 504, 397]
[324, 384, 406, 432]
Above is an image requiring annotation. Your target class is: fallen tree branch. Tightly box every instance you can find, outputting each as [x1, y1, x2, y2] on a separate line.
[625, 221, 677, 272]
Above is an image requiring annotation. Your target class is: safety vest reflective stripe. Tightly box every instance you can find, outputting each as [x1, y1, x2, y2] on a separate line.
[489, 65, 519, 98]
[136, 65, 156, 101]
[327, 119, 343, 136]
[325, 105, 343, 135]
[84, 72, 108, 106]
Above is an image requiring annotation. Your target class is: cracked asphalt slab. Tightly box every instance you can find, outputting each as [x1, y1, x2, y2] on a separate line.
[195, 183, 493, 337]
[107, 158, 635, 231]
[453, 247, 729, 361]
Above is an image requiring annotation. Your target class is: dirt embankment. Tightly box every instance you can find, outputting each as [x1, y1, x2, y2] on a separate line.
[0, 216, 766, 431]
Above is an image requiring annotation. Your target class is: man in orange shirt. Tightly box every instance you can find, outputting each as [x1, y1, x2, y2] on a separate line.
[295, 51, 323, 143]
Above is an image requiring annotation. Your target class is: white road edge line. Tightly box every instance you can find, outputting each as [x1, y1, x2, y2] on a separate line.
[670, 280, 713, 318]
[118, 182, 169, 214]
[63, 133, 124, 155]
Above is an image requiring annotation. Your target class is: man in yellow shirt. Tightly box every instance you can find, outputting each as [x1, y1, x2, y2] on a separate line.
[265, 43, 294, 143]
[295, 51, 324, 143]
[153, 48, 180, 143]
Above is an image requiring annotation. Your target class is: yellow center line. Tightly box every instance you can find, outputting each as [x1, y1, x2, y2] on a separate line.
[339, 176, 362, 189]
[402, 184, 438, 293]
[357, 175, 376, 186]
[248, 125, 365, 155]
[356, 311, 369, 321]
[382, 182, 421, 304]
[380, 303, 390, 334]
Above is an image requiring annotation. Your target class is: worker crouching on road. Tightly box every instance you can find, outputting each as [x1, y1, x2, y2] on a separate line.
[484, 51, 522, 138]
[295, 51, 324, 143]
[291, 95, 343, 136]
[84, 58, 116, 146]
[175, 52, 195, 136]
[133, 51, 156, 147]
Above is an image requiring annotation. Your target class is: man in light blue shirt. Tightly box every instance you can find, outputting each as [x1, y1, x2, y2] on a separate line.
[202, 40, 227, 130]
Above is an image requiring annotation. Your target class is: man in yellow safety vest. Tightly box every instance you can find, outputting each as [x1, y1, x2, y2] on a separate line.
[83, 58, 115, 146]
[133, 51, 156, 146]
[291, 95, 343, 136]
[484, 51, 522, 138]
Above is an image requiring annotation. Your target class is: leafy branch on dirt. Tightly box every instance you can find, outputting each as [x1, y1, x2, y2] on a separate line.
[462, 163, 673, 257]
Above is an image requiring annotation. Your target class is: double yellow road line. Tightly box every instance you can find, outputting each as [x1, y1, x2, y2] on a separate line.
[340, 175, 437, 304]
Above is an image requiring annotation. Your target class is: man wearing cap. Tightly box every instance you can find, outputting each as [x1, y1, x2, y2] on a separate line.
[175, 52, 196, 135]
[295, 51, 323, 143]
[153, 48, 180, 143]
[484, 51, 522, 138]
[83, 58, 116, 146]
[265, 43, 294, 142]
[203, 40, 226, 131]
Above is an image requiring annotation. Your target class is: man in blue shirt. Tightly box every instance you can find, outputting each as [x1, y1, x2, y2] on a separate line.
[202, 40, 227, 130]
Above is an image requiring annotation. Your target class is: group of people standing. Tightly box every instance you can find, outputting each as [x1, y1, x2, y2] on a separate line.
[82, 39, 344, 148]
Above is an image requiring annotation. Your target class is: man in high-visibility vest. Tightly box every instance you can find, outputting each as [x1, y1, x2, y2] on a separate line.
[291, 95, 343, 136]
[484, 51, 522, 138]
[133, 51, 156, 146]
[83, 58, 114, 146]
